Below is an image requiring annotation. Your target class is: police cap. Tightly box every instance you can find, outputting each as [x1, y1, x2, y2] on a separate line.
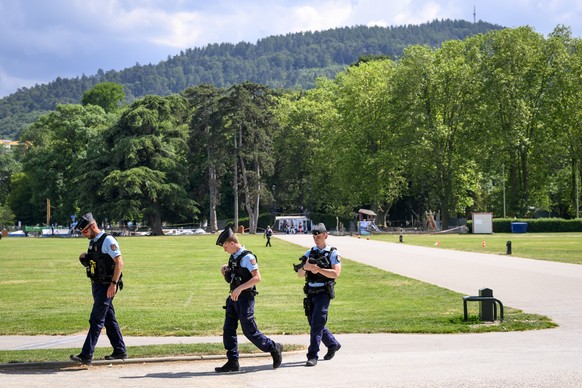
[216, 227, 234, 246]
[312, 223, 327, 235]
[75, 212, 95, 231]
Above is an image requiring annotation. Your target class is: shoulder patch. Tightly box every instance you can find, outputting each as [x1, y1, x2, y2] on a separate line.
[250, 258, 257, 265]
[110, 244, 118, 251]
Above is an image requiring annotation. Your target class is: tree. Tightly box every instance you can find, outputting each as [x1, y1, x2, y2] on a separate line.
[220, 83, 277, 233]
[18, 104, 112, 225]
[94, 95, 198, 235]
[543, 26, 582, 217]
[184, 84, 228, 232]
[82, 82, 125, 113]
[0, 204, 15, 229]
[331, 59, 407, 224]
[478, 27, 559, 217]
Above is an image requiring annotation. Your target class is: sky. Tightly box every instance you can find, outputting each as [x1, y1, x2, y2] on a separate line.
[1, 0, 582, 98]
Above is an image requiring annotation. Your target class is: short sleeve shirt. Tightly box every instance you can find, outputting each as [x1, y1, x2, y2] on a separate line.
[234, 246, 258, 272]
[93, 231, 122, 259]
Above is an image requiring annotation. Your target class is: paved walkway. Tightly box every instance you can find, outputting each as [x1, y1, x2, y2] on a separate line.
[1, 234, 582, 387]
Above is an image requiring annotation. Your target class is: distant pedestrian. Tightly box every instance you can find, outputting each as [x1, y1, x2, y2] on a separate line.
[264, 225, 273, 247]
[214, 227, 283, 372]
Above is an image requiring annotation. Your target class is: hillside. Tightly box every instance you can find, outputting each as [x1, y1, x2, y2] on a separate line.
[0, 19, 503, 139]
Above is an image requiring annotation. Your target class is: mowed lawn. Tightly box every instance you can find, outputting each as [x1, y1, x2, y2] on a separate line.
[0, 234, 557, 339]
[370, 232, 582, 265]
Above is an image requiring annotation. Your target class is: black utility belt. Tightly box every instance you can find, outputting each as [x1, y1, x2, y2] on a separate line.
[91, 278, 112, 285]
[305, 286, 327, 295]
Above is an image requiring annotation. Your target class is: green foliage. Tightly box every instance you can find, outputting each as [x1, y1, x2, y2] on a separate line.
[81, 82, 125, 113]
[94, 95, 198, 234]
[0, 20, 503, 140]
[0, 204, 15, 228]
[4, 24, 582, 230]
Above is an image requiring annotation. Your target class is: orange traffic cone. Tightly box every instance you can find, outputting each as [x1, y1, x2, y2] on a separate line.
[482, 240, 487, 248]
[434, 241, 440, 246]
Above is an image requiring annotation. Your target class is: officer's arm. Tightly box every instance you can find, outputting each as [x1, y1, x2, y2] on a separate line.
[107, 255, 123, 297]
[243, 268, 261, 289]
[310, 260, 341, 279]
[297, 266, 307, 278]
[111, 255, 123, 283]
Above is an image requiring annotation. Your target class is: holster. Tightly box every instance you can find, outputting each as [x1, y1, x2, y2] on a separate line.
[303, 297, 313, 317]
[326, 281, 336, 299]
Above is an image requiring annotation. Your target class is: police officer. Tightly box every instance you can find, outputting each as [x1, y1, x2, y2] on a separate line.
[70, 212, 127, 365]
[215, 227, 283, 372]
[296, 223, 342, 367]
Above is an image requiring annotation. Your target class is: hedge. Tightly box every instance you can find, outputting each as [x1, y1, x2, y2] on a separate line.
[467, 218, 582, 233]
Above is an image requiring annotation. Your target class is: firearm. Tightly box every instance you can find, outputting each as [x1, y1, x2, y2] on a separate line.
[293, 255, 308, 272]
[293, 254, 329, 272]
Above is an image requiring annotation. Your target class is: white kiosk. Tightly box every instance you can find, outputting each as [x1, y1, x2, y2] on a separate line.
[472, 212, 493, 234]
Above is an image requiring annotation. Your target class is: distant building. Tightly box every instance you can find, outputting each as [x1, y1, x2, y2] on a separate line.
[1, 140, 21, 150]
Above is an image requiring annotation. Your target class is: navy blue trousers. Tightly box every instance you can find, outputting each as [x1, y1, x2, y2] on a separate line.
[306, 292, 339, 360]
[223, 293, 276, 360]
[80, 283, 126, 359]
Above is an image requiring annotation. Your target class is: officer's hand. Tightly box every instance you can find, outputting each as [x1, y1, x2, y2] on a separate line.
[220, 264, 228, 276]
[304, 262, 319, 273]
[107, 283, 117, 298]
[231, 286, 242, 301]
[79, 253, 89, 267]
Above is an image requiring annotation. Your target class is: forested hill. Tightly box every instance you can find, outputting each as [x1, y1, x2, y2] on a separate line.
[0, 19, 503, 139]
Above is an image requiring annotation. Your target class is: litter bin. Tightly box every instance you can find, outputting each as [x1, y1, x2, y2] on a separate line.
[511, 222, 528, 233]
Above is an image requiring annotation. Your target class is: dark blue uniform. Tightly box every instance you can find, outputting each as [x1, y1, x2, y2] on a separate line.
[79, 232, 126, 360]
[222, 248, 278, 360]
[303, 245, 341, 360]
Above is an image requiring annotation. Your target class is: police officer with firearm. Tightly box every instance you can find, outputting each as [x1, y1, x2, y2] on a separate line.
[295, 223, 342, 367]
[70, 212, 127, 365]
[215, 226, 283, 372]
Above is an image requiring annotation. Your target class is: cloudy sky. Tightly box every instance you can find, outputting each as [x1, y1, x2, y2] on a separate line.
[1, 0, 581, 98]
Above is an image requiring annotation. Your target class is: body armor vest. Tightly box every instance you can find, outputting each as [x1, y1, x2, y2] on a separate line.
[305, 247, 336, 284]
[226, 250, 257, 293]
[86, 233, 116, 282]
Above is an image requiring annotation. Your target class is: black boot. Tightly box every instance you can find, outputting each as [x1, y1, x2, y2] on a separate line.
[69, 354, 92, 365]
[271, 343, 283, 368]
[215, 359, 239, 372]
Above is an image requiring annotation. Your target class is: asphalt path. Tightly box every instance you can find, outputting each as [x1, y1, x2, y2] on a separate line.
[1, 234, 582, 387]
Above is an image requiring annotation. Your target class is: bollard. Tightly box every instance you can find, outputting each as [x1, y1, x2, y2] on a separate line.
[399, 234, 403, 243]
[506, 240, 512, 255]
[479, 288, 495, 321]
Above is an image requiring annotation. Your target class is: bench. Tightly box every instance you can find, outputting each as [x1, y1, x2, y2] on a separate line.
[463, 295, 504, 322]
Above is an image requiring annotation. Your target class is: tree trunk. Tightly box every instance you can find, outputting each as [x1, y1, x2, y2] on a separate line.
[149, 206, 163, 235]
[208, 159, 218, 233]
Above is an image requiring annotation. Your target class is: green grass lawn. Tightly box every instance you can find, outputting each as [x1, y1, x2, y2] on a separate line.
[0, 233, 559, 363]
[370, 232, 582, 265]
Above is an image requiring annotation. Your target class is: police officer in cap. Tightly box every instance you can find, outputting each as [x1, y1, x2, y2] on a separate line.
[296, 223, 342, 366]
[214, 226, 283, 372]
[70, 212, 127, 364]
